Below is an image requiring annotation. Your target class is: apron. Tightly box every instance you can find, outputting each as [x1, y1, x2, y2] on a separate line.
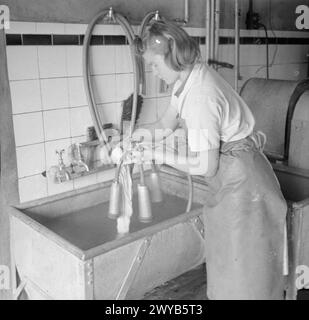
[202, 132, 287, 300]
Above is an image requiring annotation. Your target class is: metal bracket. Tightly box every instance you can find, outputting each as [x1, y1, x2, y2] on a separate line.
[190, 216, 205, 240]
[116, 237, 152, 300]
[13, 279, 27, 300]
[84, 260, 94, 299]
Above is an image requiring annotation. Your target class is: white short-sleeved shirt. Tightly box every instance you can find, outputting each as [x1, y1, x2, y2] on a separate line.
[170, 63, 255, 152]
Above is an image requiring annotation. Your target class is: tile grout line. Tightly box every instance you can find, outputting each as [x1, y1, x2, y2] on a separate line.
[36, 44, 49, 198]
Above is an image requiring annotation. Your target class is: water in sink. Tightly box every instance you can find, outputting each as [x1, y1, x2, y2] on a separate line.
[39, 193, 200, 250]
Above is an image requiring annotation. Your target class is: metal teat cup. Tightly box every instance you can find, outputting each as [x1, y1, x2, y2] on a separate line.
[108, 180, 121, 219]
[137, 164, 152, 223]
[137, 184, 152, 223]
[149, 163, 163, 203]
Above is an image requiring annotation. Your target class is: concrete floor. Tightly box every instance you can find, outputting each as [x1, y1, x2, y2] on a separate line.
[143, 263, 309, 300]
[143, 263, 207, 300]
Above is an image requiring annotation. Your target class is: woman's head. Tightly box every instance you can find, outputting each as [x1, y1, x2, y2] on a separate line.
[137, 19, 201, 84]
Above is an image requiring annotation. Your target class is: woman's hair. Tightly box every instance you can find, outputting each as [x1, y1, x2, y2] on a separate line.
[137, 19, 201, 71]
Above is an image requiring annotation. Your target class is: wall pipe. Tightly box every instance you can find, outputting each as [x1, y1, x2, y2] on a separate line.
[234, 0, 240, 91]
[214, 0, 220, 70]
[210, 0, 215, 60]
[205, 0, 211, 63]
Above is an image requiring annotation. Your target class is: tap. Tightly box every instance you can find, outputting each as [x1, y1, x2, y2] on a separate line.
[55, 149, 71, 183]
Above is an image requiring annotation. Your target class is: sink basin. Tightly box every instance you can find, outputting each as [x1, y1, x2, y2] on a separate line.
[9, 167, 206, 300]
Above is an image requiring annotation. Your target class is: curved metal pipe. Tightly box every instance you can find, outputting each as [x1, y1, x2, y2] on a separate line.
[138, 11, 161, 95]
[83, 9, 110, 147]
[83, 8, 139, 150]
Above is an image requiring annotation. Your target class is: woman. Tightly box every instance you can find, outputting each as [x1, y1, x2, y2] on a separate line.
[117, 19, 287, 300]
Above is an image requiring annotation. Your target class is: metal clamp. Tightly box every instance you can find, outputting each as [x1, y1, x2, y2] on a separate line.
[116, 237, 152, 300]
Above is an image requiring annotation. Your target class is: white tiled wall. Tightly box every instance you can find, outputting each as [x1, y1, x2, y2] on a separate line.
[6, 22, 174, 203]
[5, 22, 309, 203]
[217, 42, 309, 92]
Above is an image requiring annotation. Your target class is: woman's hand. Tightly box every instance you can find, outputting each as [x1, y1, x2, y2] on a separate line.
[123, 144, 154, 165]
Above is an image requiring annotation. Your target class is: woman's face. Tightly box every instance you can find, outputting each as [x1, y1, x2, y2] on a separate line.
[143, 49, 180, 85]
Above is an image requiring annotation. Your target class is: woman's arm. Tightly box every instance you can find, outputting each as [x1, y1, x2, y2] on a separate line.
[142, 146, 219, 177]
[132, 104, 179, 143]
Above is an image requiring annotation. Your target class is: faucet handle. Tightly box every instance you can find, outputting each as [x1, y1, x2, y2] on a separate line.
[56, 149, 65, 166]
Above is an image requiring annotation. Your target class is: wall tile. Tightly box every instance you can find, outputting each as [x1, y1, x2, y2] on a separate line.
[137, 98, 157, 125]
[13, 112, 44, 146]
[70, 106, 93, 137]
[66, 46, 83, 77]
[47, 178, 73, 196]
[5, 21, 36, 34]
[115, 73, 133, 102]
[68, 77, 88, 107]
[10, 80, 42, 114]
[23, 34, 52, 45]
[64, 23, 87, 35]
[6, 46, 39, 80]
[237, 65, 266, 89]
[97, 103, 121, 128]
[71, 135, 86, 143]
[38, 46, 66, 78]
[156, 96, 171, 118]
[19, 174, 48, 203]
[217, 45, 234, 67]
[53, 35, 79, 46]
[89, 46, 116, 75]
[145, 72, 157, 98]
[93, 24, 116, 36]
[36, 22, 65, 34]
[92, 74, 116, 104]
[96, 168, 116, 183]
[218, 68, 235, 88]
[115, 45, 133, 73]
[43, 109, 71, 141]
[267, 63, 308, 81]
[6, 34, 22, 45]
[41, 78, 69, 110]
[16, 143, 46, 178]
[273, 45, 309, 64]
[200, 45, 206, 62]
[45, 138, 71, 169]
[73, 174, 97, 189]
